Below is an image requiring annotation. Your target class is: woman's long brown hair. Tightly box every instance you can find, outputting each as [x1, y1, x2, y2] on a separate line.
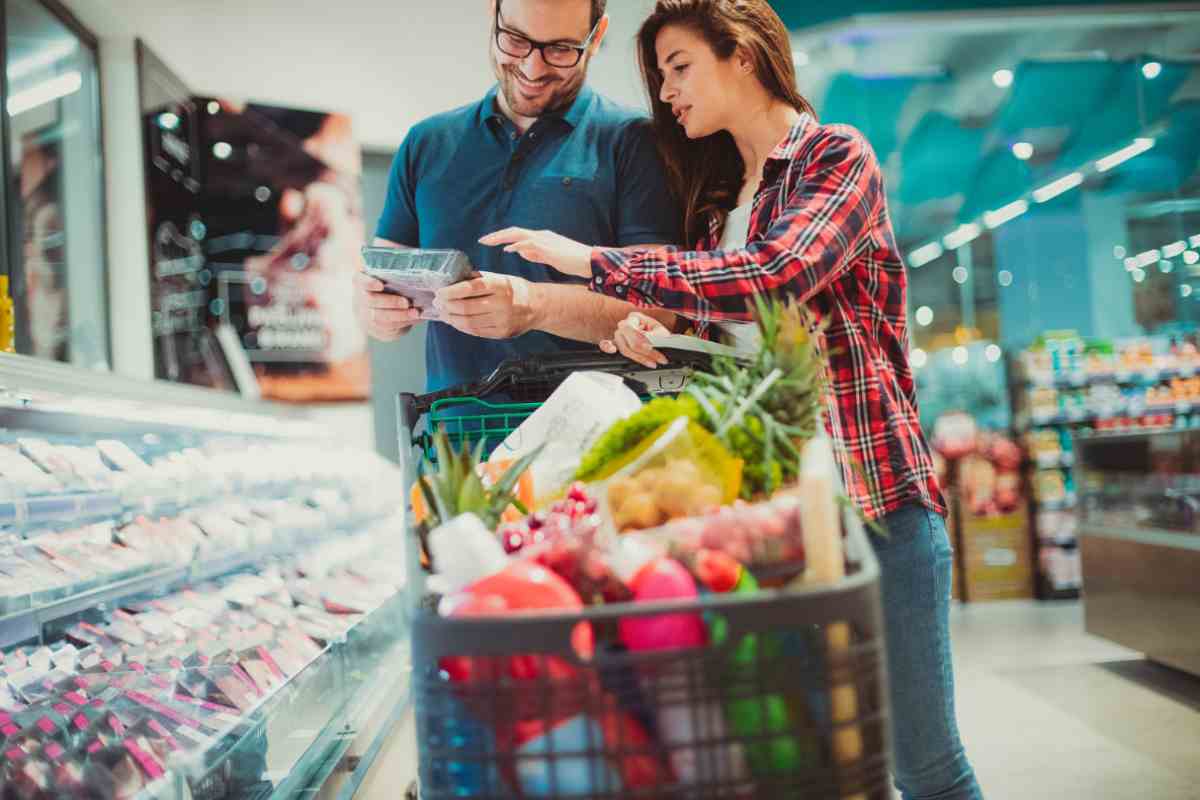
[637, 0, 815, 246]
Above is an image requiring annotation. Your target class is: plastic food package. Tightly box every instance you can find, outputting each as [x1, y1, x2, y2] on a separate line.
[603, 417, 742, 532]
[360, 246, 473, 321]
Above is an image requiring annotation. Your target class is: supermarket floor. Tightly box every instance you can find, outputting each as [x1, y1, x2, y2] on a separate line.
[353, 600, 1200, 799]
[949, 600, 1200, 800]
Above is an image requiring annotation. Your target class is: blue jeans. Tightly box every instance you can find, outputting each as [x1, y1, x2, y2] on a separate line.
[870, 504, 983, 800]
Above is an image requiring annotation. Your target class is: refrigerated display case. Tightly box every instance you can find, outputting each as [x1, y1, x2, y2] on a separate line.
[1075, 426, 1200, 678]
[0, 353, 411, 798]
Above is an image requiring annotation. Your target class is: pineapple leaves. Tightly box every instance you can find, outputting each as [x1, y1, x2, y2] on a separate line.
[416, 427, 543, 531]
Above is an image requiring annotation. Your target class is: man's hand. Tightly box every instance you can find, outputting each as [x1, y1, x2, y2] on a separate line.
[433, 272, 539, 339]
[354, 272, 420, 341]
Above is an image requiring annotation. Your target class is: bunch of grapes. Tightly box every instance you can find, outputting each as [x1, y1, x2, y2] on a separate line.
[496, 482, 599, 555]
[496, 483, 633, 606]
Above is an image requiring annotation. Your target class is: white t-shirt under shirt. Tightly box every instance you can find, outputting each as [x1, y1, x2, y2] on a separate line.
[716, 202, 763, 353]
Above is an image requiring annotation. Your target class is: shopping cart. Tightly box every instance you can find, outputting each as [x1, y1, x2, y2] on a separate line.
[397, 353, 892, 799]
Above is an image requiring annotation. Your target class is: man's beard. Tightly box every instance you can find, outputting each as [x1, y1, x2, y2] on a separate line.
[492, 52, 585, 119]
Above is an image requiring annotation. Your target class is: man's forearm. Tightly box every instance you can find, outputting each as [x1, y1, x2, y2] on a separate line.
[530, 282, 675, 343]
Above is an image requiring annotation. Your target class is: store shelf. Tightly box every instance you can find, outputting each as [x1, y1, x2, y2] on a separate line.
[167, 591, 410, 800]
[1036, 496, 1077, 511]
[1032, 452, 1075, 470]
[0, 565, 184, 648]
[1024, 366, 1200, 389]
[1080, 524, 1200, 552]
[0, 513, 385, 650]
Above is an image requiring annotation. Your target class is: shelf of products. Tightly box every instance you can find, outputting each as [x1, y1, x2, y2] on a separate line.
[0, 357, 410, 798]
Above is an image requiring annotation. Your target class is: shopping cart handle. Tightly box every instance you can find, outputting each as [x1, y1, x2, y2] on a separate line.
[399, 350, 716, 422]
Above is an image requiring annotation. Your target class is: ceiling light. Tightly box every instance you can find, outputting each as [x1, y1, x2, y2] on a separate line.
[915, 306, 934, 326]
[7, 70, 82, 115]
[1011, 142, 1034, 160]
[985, 344, 1003, 363]
[910, 348, 928, 369]
[1124, 257, 1137, 270]
[1033, 172, 1083, 203]
[983, 199, 1029, 229]
[1191, 234, 1200, 248]
[207, 101, 221, 115]
[1185, 251, 1200, 266]
[1134, 249, 1161, 268]
[1132, 268, 1146, 283]
[908, 242, 944, 267]
[1159, 260, 1174, 274]
[998, 270, 1013, 287]
[1142, 61, 1162, 80]
[1096, 138, 1155, 172]
[992, 69, 1014, 88]
[1163, 241, 1187, 258]
[953, 266, 969, 284]
[943, 223, 982, 250]
[1113, 246, 1126, 259]
[952, 346, 969, 366]
[1182, 285, 1193, 298]
[212, 142, 233, 159]
[156, 112, 180, 131]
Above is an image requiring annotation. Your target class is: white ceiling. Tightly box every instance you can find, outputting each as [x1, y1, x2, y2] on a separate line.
[62, 0, 659, 153]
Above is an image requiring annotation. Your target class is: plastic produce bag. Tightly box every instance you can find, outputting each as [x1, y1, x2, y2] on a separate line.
[360, 247, 474, 321]
[604, 416, 742, 532]
[488, 372, 642, 499]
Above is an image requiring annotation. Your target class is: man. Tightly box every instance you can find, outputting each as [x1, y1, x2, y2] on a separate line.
[355, 0, 681, 392]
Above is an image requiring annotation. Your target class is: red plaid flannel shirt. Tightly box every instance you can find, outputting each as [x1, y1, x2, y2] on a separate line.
[590, 114, 945, 519]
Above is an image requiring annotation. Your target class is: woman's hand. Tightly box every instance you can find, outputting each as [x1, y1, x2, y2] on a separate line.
[600, 311, 670, 368]
[478, 227, 594, 278]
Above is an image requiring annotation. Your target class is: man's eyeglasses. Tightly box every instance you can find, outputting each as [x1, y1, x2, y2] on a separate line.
[494, 5, 601, 68]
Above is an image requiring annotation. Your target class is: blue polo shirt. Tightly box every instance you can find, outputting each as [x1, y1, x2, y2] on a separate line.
[376, 84, 681, 392]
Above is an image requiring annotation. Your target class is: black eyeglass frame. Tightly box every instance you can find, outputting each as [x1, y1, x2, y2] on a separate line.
[494, 4, 602, 68]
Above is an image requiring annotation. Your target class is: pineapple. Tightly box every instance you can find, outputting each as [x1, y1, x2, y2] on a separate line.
[411, 427, 542, 571]
[686, 296, 828, 498]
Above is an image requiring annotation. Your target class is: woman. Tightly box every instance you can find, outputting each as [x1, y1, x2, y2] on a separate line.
[477, 1, 983, 798]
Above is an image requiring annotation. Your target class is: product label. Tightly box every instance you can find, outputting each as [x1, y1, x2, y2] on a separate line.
[53, 702, 71, 716]
[125, 738, 166, 779]
[125, 690, 201, 729]
[146, 719, 180, 751]
[1, 723, 18, 737]
[37, 716, 56, 734]
[86, 741, 102, 753]
[73, 713, 90, 732]
[64, 691, 87, 706]
[44, 742, 64, 760]
[256, 646, 286, 681]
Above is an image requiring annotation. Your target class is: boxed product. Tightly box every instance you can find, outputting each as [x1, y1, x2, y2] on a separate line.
[957, 501, 1033, 601]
